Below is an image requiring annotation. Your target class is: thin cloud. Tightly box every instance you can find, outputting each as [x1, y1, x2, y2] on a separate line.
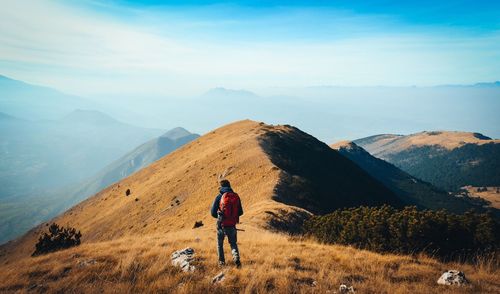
[0, 0, 498, 96]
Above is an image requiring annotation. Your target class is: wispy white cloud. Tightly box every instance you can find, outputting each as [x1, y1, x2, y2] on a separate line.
[0, 0, 498, 97]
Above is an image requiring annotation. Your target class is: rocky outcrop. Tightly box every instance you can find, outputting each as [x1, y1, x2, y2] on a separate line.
[171, 248, 195, 272]
[437, 270, 468, 285]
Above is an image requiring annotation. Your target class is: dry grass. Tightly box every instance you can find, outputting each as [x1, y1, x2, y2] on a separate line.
[464, 186, 500, 209]
[1, 227, 498, 294]
[357, 131, 500, 157]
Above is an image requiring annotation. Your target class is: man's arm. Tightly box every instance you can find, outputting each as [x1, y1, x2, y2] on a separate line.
[210, 194, 221, 218]
[238, 198, 243, 216]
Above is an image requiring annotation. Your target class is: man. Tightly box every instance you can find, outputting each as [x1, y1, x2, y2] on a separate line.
[210, 179, 243, 268]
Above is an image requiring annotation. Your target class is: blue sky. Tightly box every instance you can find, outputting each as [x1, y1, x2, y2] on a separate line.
[0, 0, 499, 96]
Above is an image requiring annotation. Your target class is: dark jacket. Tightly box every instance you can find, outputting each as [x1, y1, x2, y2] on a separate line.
[211, 186, 243, 218]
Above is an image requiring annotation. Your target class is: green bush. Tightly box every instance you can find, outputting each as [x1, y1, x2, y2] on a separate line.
[32, 223, 82, 256]
[303, 205, 499, 259]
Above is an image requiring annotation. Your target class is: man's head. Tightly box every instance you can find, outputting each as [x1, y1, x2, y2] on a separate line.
[220, 179, 231, 188]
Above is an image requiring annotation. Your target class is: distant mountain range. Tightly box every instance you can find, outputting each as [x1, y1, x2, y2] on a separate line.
[0, 110, 164, 199]
[0, 120, 197, 244]
[354, 131, 500, 191]
[331, 141, 482, 213]
[3, 74, 500, 142]
[202, 87, 260, 99]
[0, 75, 202, 244]
[0, 75, 97, 120]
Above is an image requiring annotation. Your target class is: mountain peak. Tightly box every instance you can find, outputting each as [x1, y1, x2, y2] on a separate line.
[330, 140, 359, 151]
[472, 81, 500, 87]
[408, 131, 498, 149]
[202, 87, 259, 99]
[355, 131, 498, 154]
[160, 127, 193, 140]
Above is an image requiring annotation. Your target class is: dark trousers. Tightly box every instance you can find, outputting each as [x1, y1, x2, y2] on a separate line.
[217, 226, 240, 263]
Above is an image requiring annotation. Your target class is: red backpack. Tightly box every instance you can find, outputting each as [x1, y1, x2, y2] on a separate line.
[219, 192, 240, 227]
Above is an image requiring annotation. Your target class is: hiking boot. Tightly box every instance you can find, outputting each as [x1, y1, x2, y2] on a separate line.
[218, 261, 226, 267]
[235, 260, 241, 268]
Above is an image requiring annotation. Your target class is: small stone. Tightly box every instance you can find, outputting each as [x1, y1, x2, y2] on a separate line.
[437, 270, 468, 286]
[339, 284, 355, 293]
[212, 271, 226, 284]
[193, 221, 204, 229]
[77, 259, 96, 268]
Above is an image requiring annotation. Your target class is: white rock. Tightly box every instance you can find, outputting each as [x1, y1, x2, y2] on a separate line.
[171, 247, 195, 272]
[437, 270, 468, 286]
[212, 271, 226, 284]
[339, 284, 355, 293]
[77, 259, 97, 268]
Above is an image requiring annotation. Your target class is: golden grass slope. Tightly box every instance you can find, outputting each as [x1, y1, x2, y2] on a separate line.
[1, 228, 499, 293]
[358, 131, 499, 157]
[330, 140, 353, 150]
[464, 186, 500, 209]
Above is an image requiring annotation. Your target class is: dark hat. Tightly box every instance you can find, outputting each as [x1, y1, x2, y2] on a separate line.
[220, 179, 231, 187]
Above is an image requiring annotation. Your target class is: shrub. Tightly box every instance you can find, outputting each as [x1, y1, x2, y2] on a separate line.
[303, 205, 499, 259]
[32, 223, 82, 256]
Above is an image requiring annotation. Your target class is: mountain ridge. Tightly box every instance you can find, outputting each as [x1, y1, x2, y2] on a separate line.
[0, 120, 400, 260]
[355, 131, 500, 191]
[60, 109, 120, 125]
[331, 141, 484, 213]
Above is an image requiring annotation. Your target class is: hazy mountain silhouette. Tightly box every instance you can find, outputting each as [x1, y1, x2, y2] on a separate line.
[61, 109, 121, 125]
[0, 75, 96, 120]
[0, 109, 163, 195]
[0, 110, 166, 244]
[202, 87, 260, 99]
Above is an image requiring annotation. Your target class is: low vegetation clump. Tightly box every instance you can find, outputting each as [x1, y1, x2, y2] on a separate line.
[304, 205, 499, 259]
[32, 223, 82, 256]
[387, 143, 500, 191]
